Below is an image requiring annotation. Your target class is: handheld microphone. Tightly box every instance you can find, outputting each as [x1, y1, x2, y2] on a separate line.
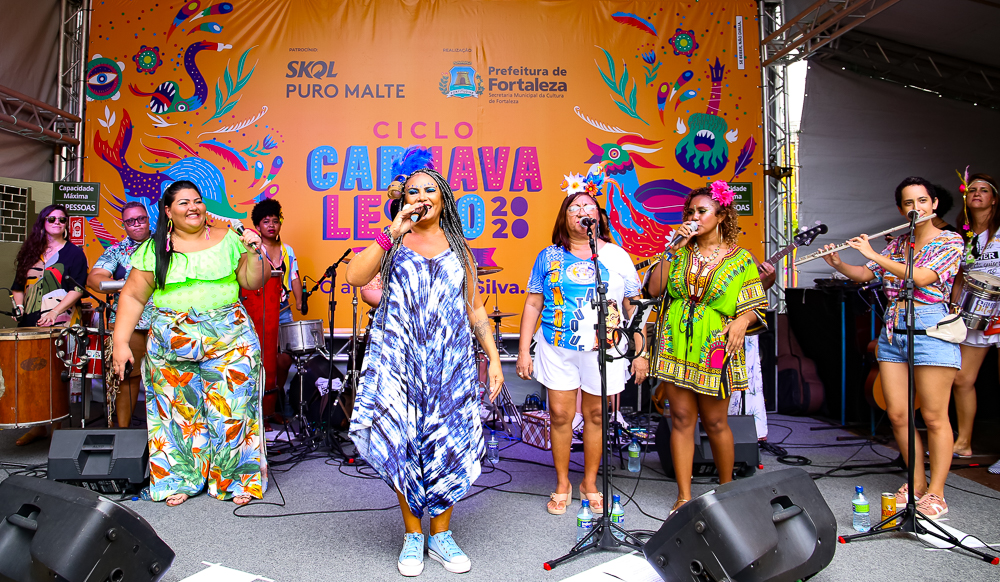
[580, 217, 597, 228]
[410, 204, 429, 223]
[668, 221, 699, 248]
[231, 222, 262, 255]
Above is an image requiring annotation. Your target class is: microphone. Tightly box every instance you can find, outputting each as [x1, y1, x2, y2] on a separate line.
[580, 217, 597, 228]
[7, 289, 21, 319]
[860, 280, 883, 292]
[907, 210, 919, 220]
[99, 280, 125, 292]
[410, 204, 429, 223]
[300, 289, 311, 316]
[231, 222, 262, 255]
[667, 221, 699, 248]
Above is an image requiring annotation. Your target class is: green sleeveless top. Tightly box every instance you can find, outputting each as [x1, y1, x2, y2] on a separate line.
[133, 230, 247, 311]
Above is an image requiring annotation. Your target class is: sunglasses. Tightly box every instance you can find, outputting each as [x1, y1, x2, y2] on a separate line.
[46, 216, 68, 224]
[123, 216, 148, 227]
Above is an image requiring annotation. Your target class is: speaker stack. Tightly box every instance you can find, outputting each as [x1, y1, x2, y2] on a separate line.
[655, 414, 761, 478]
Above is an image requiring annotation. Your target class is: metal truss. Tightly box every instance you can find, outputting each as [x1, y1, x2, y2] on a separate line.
[761, 0, 902, 67]
[0, 84, 81, 146]
[812, 30, 1000, 111]
[54, 0, 90, 182]
[759, 0, 796, 312]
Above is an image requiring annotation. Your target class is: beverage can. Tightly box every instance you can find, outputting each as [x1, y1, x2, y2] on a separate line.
[880, 492, 897, 529]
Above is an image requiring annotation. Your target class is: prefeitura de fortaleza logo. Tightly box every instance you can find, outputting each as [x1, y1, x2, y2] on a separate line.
[440, 62, 484, 98]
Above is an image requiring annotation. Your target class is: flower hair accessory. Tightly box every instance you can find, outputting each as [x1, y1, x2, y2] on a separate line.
[560, 172, 586, 196]
[710, 180, 735, 207]
[386, 146, 435, 200]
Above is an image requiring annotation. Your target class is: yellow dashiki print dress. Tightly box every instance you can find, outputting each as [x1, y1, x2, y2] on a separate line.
[651, 246, 767, 398]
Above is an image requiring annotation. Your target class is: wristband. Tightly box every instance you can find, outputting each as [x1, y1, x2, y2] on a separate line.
[376, 226, 394, 251]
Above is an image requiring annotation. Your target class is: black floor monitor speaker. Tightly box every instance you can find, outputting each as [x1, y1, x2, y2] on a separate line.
[655, 414, 760, 478]
[47, 429, 149, 495]
[0, 475, 174, 582]
[643, 468, 837, 582]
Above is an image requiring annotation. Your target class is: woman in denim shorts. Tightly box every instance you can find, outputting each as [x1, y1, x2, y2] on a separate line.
[821, 177, 964, 520]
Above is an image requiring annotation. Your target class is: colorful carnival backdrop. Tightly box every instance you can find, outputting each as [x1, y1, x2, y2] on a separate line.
[81, 0, 765, 329]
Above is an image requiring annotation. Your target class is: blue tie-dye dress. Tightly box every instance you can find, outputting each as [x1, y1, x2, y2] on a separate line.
[350, 245, 484, 518]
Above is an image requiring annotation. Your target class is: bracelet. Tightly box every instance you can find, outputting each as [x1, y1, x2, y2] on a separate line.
[376, 226, 394, 251]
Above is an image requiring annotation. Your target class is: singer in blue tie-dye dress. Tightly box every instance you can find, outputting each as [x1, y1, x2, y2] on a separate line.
[347, 148, 503, 576]
[352, 244, 483, 516]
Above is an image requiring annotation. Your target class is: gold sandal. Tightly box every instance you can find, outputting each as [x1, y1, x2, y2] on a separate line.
[547, 491, 571, 515]
[669, 498, 689, 515]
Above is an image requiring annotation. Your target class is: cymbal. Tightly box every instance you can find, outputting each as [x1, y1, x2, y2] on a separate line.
[486, 311, 517, 319]
[476, 266, 503, 275]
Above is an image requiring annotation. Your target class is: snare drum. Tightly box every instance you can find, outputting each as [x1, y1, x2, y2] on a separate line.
[0, 328, 69, 428]
[279, 319, 325, 354]
[958, 272, 1000, 330]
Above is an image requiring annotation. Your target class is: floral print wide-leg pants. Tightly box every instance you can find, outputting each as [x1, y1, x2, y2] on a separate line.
[143, 302, 268, 501]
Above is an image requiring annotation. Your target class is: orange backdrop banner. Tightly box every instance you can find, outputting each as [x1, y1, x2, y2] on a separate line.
[82, 0, 765, 329]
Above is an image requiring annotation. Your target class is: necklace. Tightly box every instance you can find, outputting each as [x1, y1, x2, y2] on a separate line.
[688, 242, 724, 299]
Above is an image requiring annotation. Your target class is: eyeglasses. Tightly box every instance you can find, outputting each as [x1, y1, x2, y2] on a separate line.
[568, 204, 598, 214]
[46, 216, 68, 224]
[123, 216, 148, 227]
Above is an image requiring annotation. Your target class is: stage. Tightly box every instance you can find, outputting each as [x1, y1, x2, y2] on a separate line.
[2, 414, 999, 582]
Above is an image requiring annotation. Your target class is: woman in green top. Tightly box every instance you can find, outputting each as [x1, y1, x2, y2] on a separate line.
[646, 183, 767, 514]
[112, 180, 271, 506]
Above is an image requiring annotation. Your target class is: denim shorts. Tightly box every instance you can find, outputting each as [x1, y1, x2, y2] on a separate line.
[877, 303, 961, 369]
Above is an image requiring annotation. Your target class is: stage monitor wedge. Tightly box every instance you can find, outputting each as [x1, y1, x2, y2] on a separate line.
[0, 475, 174, 582]
[643, 468, 836, 582]
[47, 428, 149, 495]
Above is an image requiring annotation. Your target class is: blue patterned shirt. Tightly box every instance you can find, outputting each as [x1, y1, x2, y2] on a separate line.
[93, 236, 156, 330]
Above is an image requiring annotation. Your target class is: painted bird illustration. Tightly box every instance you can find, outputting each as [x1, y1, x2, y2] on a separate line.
[129, 41, 231, 114]
[584, 136, 689, 256]
[94, 109, 247, 230]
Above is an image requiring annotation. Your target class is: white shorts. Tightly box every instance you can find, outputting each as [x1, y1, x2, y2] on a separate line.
[533, 335, 626, 396]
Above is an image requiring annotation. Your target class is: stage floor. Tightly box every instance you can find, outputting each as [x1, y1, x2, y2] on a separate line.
[2, 415, 999, 581]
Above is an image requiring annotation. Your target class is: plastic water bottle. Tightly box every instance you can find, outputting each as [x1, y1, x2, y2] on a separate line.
[852, 486, 870, 532]
[487, 431, 499, 464]
[627, 438, 641, 473]
[139, 486, 152, 501]
[610, 494, 625, 541]
[577, 499, 594, 542]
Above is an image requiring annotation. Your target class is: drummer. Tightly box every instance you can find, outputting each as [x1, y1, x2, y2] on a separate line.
[11, 204, 89, 445]
[251, 199, 302, 396]
[87, 202, 155, 428]
[821, 176, 964, 519]
[950, 173, 1000, 464]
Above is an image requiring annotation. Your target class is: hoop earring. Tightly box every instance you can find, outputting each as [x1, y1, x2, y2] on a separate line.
[166, 218, 174, 252]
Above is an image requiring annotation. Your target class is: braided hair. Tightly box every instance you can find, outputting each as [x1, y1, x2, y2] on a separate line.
[378, 169, 475, 308]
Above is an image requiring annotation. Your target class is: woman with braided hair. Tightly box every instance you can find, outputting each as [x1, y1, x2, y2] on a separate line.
[346, 146, 503, 576]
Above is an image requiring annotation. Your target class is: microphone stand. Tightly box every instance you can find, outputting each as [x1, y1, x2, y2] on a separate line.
[64, 276, 110, 428]
[544, 222, 643, 571]
[318, 249, 352, 457]
[839, 213, 997, 565]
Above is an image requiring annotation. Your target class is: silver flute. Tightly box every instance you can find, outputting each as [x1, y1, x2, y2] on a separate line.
[794, 214, 936, 266]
